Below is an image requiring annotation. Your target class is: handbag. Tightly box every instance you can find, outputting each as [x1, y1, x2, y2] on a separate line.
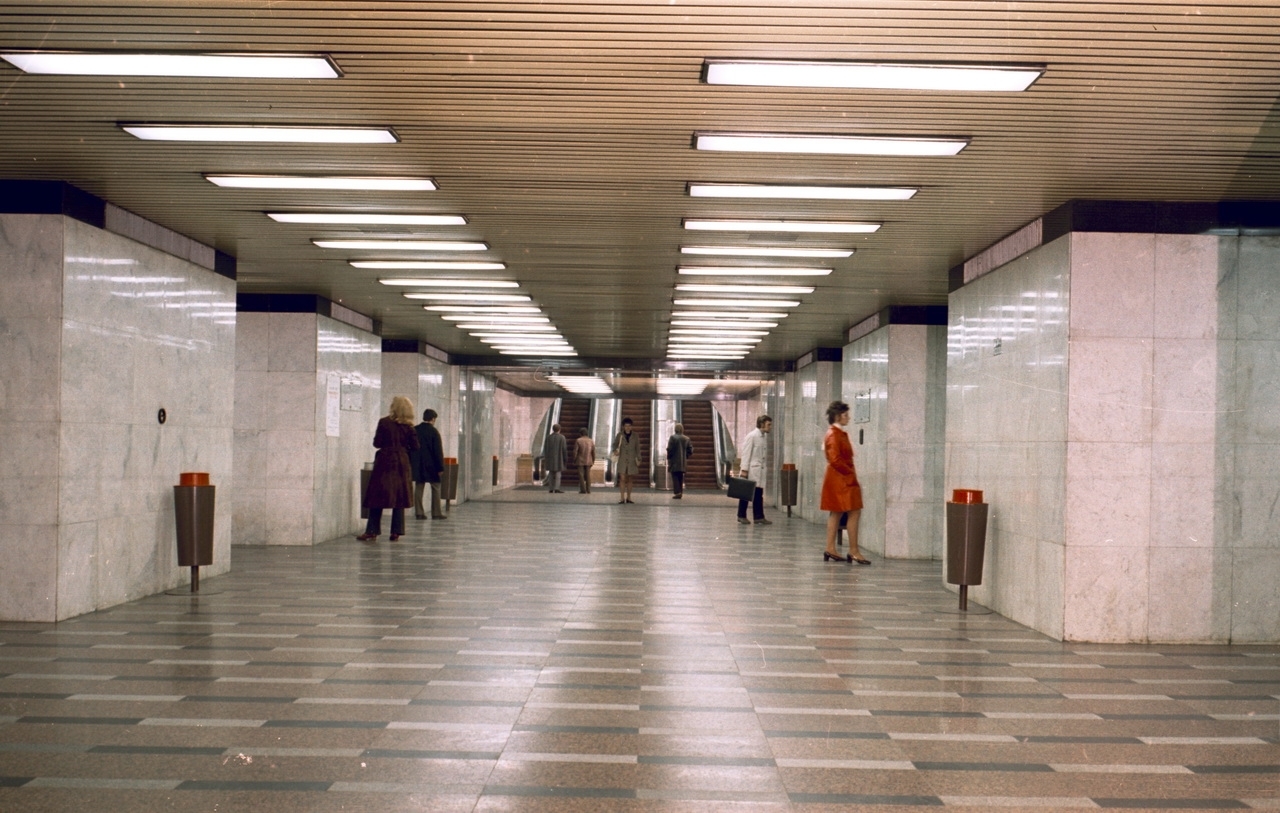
[726, 476, 756, 500]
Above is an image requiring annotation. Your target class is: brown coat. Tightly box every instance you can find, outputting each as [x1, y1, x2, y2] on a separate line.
[365, 417, 419, 509]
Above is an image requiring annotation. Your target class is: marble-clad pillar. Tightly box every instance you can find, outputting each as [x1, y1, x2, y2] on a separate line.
[947, 201, 1280, 643]
[782, 353, 842, 523]
[1, 193, 235, 621]
[843, 310, 947, 560]
[234, 297, 380, 545]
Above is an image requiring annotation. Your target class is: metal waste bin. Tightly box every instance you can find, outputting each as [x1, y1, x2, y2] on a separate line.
[654, 461, 668, 490]
[779, 463, 798, 516]
[174, 472, 214, 593]
[492, 455, 499, 486]
[441, 457, 459, 503]
[945, 488, 988, 611]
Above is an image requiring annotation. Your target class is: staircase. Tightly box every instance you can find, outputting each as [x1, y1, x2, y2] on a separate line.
[557, 398, 590, 487]
[678, 400, 720, 490]
[619, 399, 653, 487]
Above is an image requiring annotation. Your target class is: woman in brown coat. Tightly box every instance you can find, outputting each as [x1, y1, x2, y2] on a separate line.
[820, 400, 869, 564]
[358, 395, 419, 542]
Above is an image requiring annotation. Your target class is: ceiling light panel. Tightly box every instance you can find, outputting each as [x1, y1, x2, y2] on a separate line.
[670, 328, 769, 337]
[688, 183, 917, 200]
[703, 59, 1043, 92]
[403, 293, 531, 302]
[684, 219, 880, 233]
[122, 124, 398, 143]
[694, 132, 968, 156]
[672, 311, 789, 319]
[672, 320, 778, 329]
[500, 350, 578, 356]
[2, 51, 341, 78]
[681, 246, 853, 258]
[439, 315, 549, 323]
[379, 278, 517, 288]
[270, 213, 465, 225]
[317, 240, 487, 251]
[425, 306, 541, 313]
[207, 175, 436, 191]
[354, 261, 505, 271]
[674, 298, 800, 308]
[677, 266, 830, 277]
[676, 284, 815, 295]
[655, 379, 709, 395]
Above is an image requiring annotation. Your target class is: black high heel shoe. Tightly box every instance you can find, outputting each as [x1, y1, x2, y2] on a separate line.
[823, 551, 850, 562]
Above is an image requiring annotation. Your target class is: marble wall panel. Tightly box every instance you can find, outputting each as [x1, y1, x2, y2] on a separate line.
[1069, 233, 1155, 339]
[1230, 235, 1280, 341]
[269, 312, 318, 372]
[1229, 547, 1280, 642]
[1154, 235, 1220, 340]
[786, 362, 839, 523]
[1150, 442, 1216, 549]
[1066, 338, 1154, 444]
[1147, 546, 1226, 642]
[465, 372, 497, 498]
[1064, 441, 1152, 548]
[842, 328, 888, 554]
[1063, 545, 1149, 642]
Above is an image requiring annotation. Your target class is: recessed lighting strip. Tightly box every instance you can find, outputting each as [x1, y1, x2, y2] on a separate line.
[694, 132, 968, 156]
[207, 175, 436, 191]
[678, 266, 830, 277]
[684, 219, 879, 233]
[689, 183, 917, 200]
[682, 246, 852, 258]
[1, 51, 342, 78]
[123, 124, 398, 143]
[703, 59, 1043, 92]
[271, 213, 465, 225]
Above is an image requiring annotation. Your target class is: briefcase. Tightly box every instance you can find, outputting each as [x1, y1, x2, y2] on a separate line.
[726, 476, 756, 500]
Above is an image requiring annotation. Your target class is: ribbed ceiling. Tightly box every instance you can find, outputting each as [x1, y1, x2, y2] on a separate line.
[2, 2, 1278, 374]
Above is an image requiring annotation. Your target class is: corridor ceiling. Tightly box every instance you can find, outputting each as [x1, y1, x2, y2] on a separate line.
[2, 2, 1279, 375]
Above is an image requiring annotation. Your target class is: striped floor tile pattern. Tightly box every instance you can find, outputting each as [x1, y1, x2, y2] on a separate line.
[0, 496, 1276, 812]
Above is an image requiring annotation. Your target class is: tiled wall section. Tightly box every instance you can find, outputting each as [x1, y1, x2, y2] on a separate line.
[782, 362, 841, 523]
[1221, 235, 1280, 643]
[844, 325, 946, 560]
[0, 214, 235, 621]
[380, 350, 461, 497]
[947, 235, 1071, 638]
[234, 312, 379, 546]
[464, 371, 496, 498]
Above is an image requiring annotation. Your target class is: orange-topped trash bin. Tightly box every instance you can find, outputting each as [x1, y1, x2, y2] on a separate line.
[174, 472, 215, 593]
[946, 488, 988, 611]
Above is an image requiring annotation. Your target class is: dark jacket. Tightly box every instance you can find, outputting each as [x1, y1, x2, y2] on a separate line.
[544, 431, 567, 473]
[411, 420, 444, 483]
[365, 417, 419, 509]
[666, 433, 693, 473]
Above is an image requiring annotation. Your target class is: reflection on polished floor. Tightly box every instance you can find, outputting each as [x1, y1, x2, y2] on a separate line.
[0, 498, 1276, 812]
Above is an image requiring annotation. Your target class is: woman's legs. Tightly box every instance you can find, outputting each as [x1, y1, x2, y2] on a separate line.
[619, 473, 632, 502]
[846, 510, 864, 559]
[825, 511, 842, 555]
[390, 507, 405, 537]
[362, 508, 383, 538]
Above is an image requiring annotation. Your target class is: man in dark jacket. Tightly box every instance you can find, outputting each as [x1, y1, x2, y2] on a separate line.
[411, 409, 446, 519]
[666, 423, 693, 499]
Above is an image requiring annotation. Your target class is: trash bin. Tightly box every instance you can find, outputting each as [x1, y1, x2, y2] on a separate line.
[492, 455, 499, 486]
[654, 461, 668, 491]
[779, 463, 798, 516]
[441, 457, 459, 504]
[945, 488, 988, 611]
[174, 472, 215, 593]
[360, 462, 372, 519]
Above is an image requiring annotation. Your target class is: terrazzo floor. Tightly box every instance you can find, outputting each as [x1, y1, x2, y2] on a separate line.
[0, 493, 1276, 811]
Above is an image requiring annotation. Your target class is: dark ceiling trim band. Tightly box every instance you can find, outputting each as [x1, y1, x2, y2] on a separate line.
[381, 339, 449, 363]
[236, 293, 381, 336]
[950, 199, 1280, 292]
[0, 179, 236, 280]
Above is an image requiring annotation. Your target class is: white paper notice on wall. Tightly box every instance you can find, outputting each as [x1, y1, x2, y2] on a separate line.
[854, 390, 872, 424]
[325, 373, 341, 438]
[340, 378, 363, 411]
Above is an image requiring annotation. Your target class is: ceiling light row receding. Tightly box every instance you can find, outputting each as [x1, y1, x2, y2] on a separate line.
[549, 375, 614, 394]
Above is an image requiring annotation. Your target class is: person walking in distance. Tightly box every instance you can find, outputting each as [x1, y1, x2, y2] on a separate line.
[613, 417, 641, 504]
[666, 423, 692, 499]
[574, 427, 595, 494]
[544, 423, 567, 493]
[736, 415, 772, 525]
[358, 396, 419, 542]
[411, 408, 445, 520]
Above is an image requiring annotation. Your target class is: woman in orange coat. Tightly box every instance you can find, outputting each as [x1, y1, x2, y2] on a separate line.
[820, 400, 870, 564]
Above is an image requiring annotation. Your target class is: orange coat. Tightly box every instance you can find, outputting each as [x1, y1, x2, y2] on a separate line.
[820, 425, 862, 512]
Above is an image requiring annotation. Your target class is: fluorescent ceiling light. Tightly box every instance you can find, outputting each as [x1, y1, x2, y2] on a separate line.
[424, 305, 540, 313]
[673, 310, 788, 319]
[354, 261, 504, 271]
[270, 213, 465, 226]
[656, 379, 709, 394]
[678, 266, 830, 277]
[703, 59, 1043, 92]
[379, 278, 516, 288]
[689, 183, 917, 200]
[402, 293, 530, 302]
[694, 132, 968, 156]
[671, 328, 768, 337]
[440, 315, 549, 323]
[206, 175, 436, 191]
[668, 352, 748, 359]
[682, 246, 852, 258]
[684, 219, 880, 234]
[122, 124, 397, 143]
[2, 51, 340, 79]
[674, 298, 800, 308]
[468, 328, 561, 336]
[676, 283, 814, 295]
[669, 337, 761, 345]
[672, 320, 778, 329]
[549, 375, 614, 394]
[499, 349, 577, 356]
[480, 337, 569, 344]
[316, 240, 487, 251]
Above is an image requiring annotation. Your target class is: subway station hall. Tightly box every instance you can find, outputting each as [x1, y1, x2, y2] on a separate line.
[0, 3, 1278, 811]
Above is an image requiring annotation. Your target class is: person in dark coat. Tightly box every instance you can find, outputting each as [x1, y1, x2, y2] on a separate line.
[358, 396, 419, 542]
[544, 423, 567, 493]
[666, 423, 693, 499]
[411, 408, 446, 519]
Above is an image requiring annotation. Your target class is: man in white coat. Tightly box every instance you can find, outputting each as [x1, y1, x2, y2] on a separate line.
[736, 415, 772, 525]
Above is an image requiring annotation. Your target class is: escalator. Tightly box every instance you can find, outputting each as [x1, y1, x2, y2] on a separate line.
[557, 398, 591, 487]
[677, 400, 720, 490]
